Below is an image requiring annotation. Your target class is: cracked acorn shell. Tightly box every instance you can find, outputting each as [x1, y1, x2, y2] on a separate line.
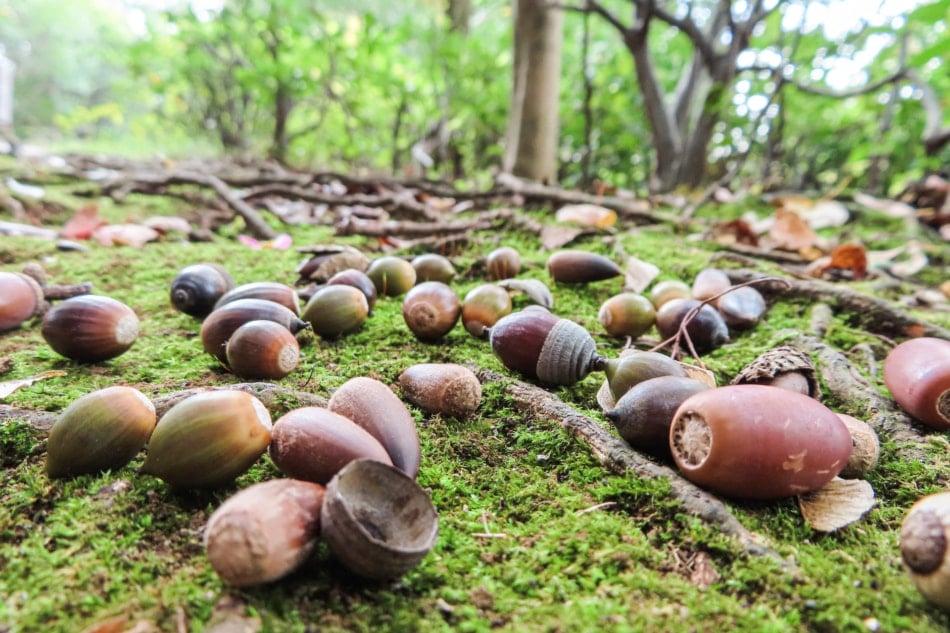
[214, 281, 301, 315]
[142, 391, 272, 488]
[0, 271, 45, 331]
[900, 491, 950, 610]
[269, 406, 393, 485]
[669, 384, 852, 500]
[883, 337, 950, 430]
[301, 284, 369, 339]
[328, 377, 420, 479]
[485, 246, 521, 281]
[204, 478, 325, 587]
[462, 284, 512, 338]
[546, 250, 622, 284]
[46, 386, 156, 478]
[170, 262, 234, 318]
[41, 295, 140, 362]
[201, 298, 309, 365]
[366, 256, 416, 297]
[398, 363, 482, 419]
[402, 281, 460, 341]
[731, 346, 819, 398]
[225, 320, 300, 380]
[321, 458, 439, 580]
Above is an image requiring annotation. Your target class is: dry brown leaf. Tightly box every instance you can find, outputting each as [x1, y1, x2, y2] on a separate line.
[0, 370, 67, 400]
[798, 477, 875, 532]
[142, 216, 191, 234]
[623, 256, 660, 294]
[678, 363, 717, 388]
[712, 218, 759, 246]
[554, 203, 617, 228]
[769, 209, 817, 251]
[540, 224, 590, 250]
[62, 203, 107, 239]
[596, 378, 616, 412]
[821, 243, 869, 280]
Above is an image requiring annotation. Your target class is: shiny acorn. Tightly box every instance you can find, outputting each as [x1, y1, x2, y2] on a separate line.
[604, 350, 687, 401]
[716, 285, 767, 329]
[42, 295, 140, 362]
[402, 281, 460, 341]
[142, 391, 273, 488]
[321, 459, 439, 580]
[269, 406, 393, 485]
[648, 280, 691, 310]
[489, 309, 607, 386]
[900, 492, 950, 610]
[485, 246, 521, 281]
[691, 268, 732, 302]
[327, 269, 377, 313]
[366, 256, 416, 297]
[301, 284, 369, 339]
[328, 377, 420, 479]
[598, 293, 656, 338]
[462, 284, 512, 338]
[655, 298, 729, 354]
[214, 281, 301, 315]
[45, 386, 156, 478]
[547, 250, 622, 284]
[0, 271, 45, 331]
[201, 298, 308, 364]
[411, 253, 456, 284]
[669, 385, 853, 499]
[883, 337, 950, 430]
[225, 320, 300, 380]
[204, 478, 325, 587]
[170, 263, 234, 318]
[398, 363, 482, 419]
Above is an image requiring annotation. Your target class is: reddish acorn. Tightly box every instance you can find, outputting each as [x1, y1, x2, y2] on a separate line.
[883, 337, 950, 430]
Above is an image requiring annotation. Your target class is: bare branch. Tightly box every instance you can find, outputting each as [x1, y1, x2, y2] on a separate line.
[788, 68, 907, 98]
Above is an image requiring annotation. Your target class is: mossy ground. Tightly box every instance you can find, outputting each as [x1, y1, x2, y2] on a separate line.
[2, 160, 950, 632]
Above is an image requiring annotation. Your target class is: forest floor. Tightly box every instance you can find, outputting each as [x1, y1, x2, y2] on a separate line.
[1, 152, 949, 633]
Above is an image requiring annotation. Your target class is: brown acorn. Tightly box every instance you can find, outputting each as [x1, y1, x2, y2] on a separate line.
[398, 363, 482, 419]
[598, 293, 656, 338]
[462, 284, 512, 338]
[716, 286, 767, 329]
[691, 268, 732, 302]
[485, 246, 521, 281]
[411, 253, 457, 284]
[0, 271, 45, 331]
[225, 320, 301, 380]
[648, 280, 691, 310]
[41, 295, 140, 363]
[201, 298, 309, 365]
[669, 385, 853, 499]
[900, 492, 950, 610]
[837, 413, 880, 478]
[214, 281, 301, 315]
[402, 281, 460, 341]
[547, 250, 622, 284]
[295, 245, 370, 285]
[366, 256, 416, 297]
[603, 350, 687, 401]
[204, 478, 326, 587]
[328, 377, 420, 479]
[731, 346, 819, 398]
[489, 309, 606, 386]
[301, 284, 369, 339]
[883, 337, 950, 430]
[170, 263, 234, 318]
[655, 298, 729, 354]
[269, 406, 393, 484]
[327, 268, 377, 313]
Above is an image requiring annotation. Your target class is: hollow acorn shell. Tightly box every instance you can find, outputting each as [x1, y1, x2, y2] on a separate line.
[398, 363, 482, 419]
[214, 281, 301, 315]
[41, 295, 140, 362]
[900, 491, 950, 610]
[0, 271, 45, 331]
[46, 386, 156, 478]
[366, 256, 416, 297]
[327, 377, 420, 479]
[883, 337, 950, 430]
[142, 391, 273, 488]
[462, 284, 512, 338]
[225, 320, 300, 380]
[269, 406, 393, 485]
[170, 263, 234, 318]
[547, 250, 622, 284]
[402, 281, 460, 341]
[321, 459, 439, 580]
[204, 478, 325, 587]
[301, 284, 369, 339]
[669, 385, 852, 500]
[201, 298, 308, 364]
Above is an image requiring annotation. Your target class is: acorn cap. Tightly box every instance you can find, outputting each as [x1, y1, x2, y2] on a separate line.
[731, 346, 820, 398]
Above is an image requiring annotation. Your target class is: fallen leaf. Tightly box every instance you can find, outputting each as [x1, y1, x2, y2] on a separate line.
[821, 243, 868, 280]
[80, 615, 127, 633]
[142, 216, 191, 234]
[62, 203, 107, 240]
[853, 191, 916, 218]
[92, 224, 160, 248]
[0, 370, 68, 400]
[769, 209, 817, 251]
[554, 203, 617, 228]
[768, 193, 814, 214]
[623, 256, 660, 294]
[798, 477, 875, 532]
[712, 218, 759, 246]
[239, 233, 292, 250]
[540, 224, 590, 250]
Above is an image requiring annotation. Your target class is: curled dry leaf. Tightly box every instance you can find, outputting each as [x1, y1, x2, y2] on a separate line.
[623, 256, 660, 294]
[769, 209, 817, 251]
[813, 243, 868, 280]
[496, 278, 554, 310]
[62, 203, 107, 240]
[798, 477, 875, 532]
[0, 370, 67, 400]
[540, 224, 591, 250]
[554, 203, 617, 228]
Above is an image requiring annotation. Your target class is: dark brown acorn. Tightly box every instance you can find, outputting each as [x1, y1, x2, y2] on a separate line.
[295, 245, 370, 285]
[546, 250, 622, 284]
[402, 281, 460, 341]
[327, 268, 377, 313]
[655, 298, 729, 354]
[489, 309, 607, 386]
[648, 280, 691, 310]
[41, 295, 140, 362]
[691, 268, 732, 302]
[225, 320, 301, 380]
[0, 271, 45, 331]
[398, 363, 482, 419]
[603, 350, 687, 401]
[598, 293, 655, 338]
[716, 286, 766, 329]
[170, 263, 234, 318]
[883, 337, 950, 430]
[201, 298, 309, 365]
[462, 284, 512, 338]
[485, 246, 521, 280]
[366, 256, 416, 297]
[301, 284, 369, 339]
[214, 281, 301, 315]
[411, 253, 457, 284]
[269, 406, 393, 484]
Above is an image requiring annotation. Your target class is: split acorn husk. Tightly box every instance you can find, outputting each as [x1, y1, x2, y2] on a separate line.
[170, 262, 234, 318]
[321, 458, 439, 580]
[402, 281, 460, 341]
[462, 284, 512, 338]
[142, 391, 272, 488]
[204, 478, 326, 587]
[900, 491, 950, 610]
[883, 337, 950, 430]
[46, 386, 156, 478]
[547, 250, 622, 284]
[225, 320, 300, 380]
[399, 363, 482, 419]
[0, 271, 45, 331]
[269, 406, 393, 485]
[41, 295, 140, 362]
[485, 246, 521, 281]
[598, 292, 656, 338]
[411, 253, 456, 284]
[366, 256, 416, 297]
[201, 297, 308, 365]
[214, 281, 301, 315]
[295, 245, 370, 285]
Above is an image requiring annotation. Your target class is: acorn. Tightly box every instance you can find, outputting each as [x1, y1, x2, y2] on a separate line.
[201, 298, 308, 364]
[170, 263, 234, 318]
[214, 281, 301, 315]
[269, 406, 393, 484]
[837, 413, 880, 478]
[731, 346, 819, 398]
[603, 350, 687, 401]
[669, 385, 853, 499]
[301, 284, 369, 339]
[366, 256, 416, 297]
[489, 309, 607, 386]
[691, 268, 732, 302]
[598, 293, 656, 338]
[462, 284, 512, 338]
[328, 377, 420, 479]
[204, 479, 326, 587]
[142, 391, 272, 488]
[41, 295, 140, 362]
[402, 281, 460, 341]
[547, 250, 622, 284]
[296, 245, 370, 285]
[655, 298, 729, 354]
[327, 268, 377, 313]
[0, 271, 45, 331]
[716, 286, 767, 329]
[225, 320, 300, 380]
[648, 280, 691, 310]
[605, 376, 710, 458]
[411, 253, 456, 284]
[45, 386, 156, 478]
[883, 337, 950, 430]
[485, 246, 521, 280]
[900, 491, 950, 610]
[321, 459, 439, 580]
[398, 363, 482, 419]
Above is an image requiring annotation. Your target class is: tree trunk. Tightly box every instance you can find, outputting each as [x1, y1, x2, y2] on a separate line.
[503, 0, 564, 184]
[447, 0, 472, 34]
